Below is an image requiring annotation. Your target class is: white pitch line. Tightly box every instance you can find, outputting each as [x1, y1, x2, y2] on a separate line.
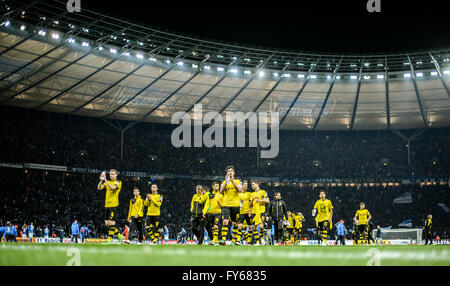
[1, 244, 450, 262]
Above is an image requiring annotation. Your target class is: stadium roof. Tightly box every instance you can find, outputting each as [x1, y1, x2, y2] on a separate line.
[1, 0, 450, 130]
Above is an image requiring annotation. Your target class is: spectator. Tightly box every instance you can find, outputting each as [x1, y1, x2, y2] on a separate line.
[164, 225, 169, 244]
[71, 220, 79, 243]
[80, 225, 89, 243]
[177, 227, 187, 244]
[28, 223, 34, 243]
[335, 220, 346, 245]
[57, 226, 65, 243]
[44, 226, 49, 243]
[375, 225, 383, 245]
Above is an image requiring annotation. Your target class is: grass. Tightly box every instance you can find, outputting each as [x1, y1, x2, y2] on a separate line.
[0, 242, 449, 266]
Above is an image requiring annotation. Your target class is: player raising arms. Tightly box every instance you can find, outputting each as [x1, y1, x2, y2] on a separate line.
[219, 166, 242, 245]
[354, 202, 371, 245]
[97, 169, 123, 243]
[144, 183, 163, 245]
[312, 191, 333, 246]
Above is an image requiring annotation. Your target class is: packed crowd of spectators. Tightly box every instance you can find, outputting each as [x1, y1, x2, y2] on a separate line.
[1, 107, 449, 179]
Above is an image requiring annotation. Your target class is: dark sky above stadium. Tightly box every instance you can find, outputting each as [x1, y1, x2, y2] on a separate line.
[83, 0, 450, 53]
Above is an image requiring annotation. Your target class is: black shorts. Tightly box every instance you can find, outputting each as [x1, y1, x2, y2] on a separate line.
[146, 216, 160, 227]
[206, 213, 221, 227]
[317, 220, 330, 232]
[104, 207, 118, 221]
[358, 224, 368, 234]
[238, 213, 252, 225]
[222, 207, 240, 222]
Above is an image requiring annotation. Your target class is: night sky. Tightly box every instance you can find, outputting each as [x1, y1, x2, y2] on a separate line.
[81, 0, 450, 53]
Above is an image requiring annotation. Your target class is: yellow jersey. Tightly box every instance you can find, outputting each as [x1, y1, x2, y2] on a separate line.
[102, 180, 122, 208]
[128, 195, 144, 218]
[191, 193, 208, 217]
[355, 209, 371, 225]
[294, 214, 305, 228]
[221, 179, 241, 208]
[144, 194, 163, 216]
[313, 199, 333, 222]
[239, 191, 252, 215]
[250, 191, 262, 215]
[287, 216, 294, 229]
[206, 191, 223, 215]
[258, 189, 268, 214]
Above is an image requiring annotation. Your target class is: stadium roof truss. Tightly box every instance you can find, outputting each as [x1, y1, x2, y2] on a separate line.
[1, 0, 450, 130]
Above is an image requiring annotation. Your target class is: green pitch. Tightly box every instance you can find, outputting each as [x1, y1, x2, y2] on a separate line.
[1, 243, 449, 266]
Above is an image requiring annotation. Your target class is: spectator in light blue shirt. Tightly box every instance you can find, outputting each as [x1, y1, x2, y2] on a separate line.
[4, 222, 16, 242]
[164, 225, 169, 244]
[270, 224, 275, 245]
[22, 224, 28, 242]
[44, 226, 50, 243]
[0, 225, 5, 242]
[28, 223, 34, 242]
[335, 220, 346, 246]
[80, 226, 89, 243]
[71, 220, 80, 243]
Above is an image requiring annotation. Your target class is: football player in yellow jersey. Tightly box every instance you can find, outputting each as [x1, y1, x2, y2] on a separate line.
[423, 214, 433, 245]
[249, 180, 265, 245]
[219, 166, 242, 245]
[294, 212, 305, 245]
[241, 220, 250, 245]
[236, 180, 252, 245]
[97, 169, 123, 242]
[312, 191, 333, 246]
[257, 186, 269, 245]
[285, 211, 295, 245]
[353, 202, 371, 245]
[127, 187, 144, 243]
[191, 185, 209, 245]
[205, 182, 223, 245]
[144, 184, 163, 244]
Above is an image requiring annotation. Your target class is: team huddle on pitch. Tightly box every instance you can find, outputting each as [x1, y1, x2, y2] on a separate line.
[97, 166, 402, 246]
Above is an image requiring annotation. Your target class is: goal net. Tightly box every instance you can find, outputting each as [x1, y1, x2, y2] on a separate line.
[375, 228, 422, 242]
